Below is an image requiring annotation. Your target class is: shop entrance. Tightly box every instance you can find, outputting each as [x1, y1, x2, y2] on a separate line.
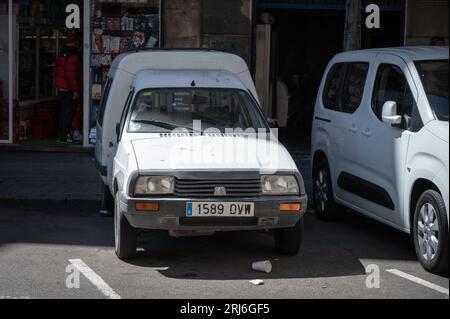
[0, 0, 84, 148]
[255, 3, 404, 148]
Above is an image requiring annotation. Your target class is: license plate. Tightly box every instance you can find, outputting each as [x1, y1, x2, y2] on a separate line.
[186, 202, 254, 217]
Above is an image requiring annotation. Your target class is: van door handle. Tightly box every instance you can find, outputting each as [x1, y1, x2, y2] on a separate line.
[109, 142, 114, 148]
[348, 125, 358, 133]
[362, 128, 372, 137]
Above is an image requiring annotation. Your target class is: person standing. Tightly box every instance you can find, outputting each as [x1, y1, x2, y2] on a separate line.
[54, 33, 82, 144]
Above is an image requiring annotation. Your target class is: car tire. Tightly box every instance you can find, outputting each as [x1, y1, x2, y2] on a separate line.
[274, 217, 303, 255]
[313, 159, 340, 220]
[114, 193, 137, 260]
[413, 190, 449, 274]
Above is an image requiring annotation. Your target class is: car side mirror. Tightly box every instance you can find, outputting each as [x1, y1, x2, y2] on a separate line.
[382, 101, 402, 125]
[115, 123, 120, 136]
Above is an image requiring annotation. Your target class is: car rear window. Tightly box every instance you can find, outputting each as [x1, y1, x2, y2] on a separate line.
[323, 63, 346, 110]
[322, 62, 369, 113]
[341, 63, 369, 113]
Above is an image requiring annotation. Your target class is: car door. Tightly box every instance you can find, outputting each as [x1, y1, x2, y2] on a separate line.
[323, 62, 371, 204]
[355, 54, 418, 226]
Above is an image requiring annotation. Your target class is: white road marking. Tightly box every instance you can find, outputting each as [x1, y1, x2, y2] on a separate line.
[386, 269, 449, 296]
[69, 259, 121, 299]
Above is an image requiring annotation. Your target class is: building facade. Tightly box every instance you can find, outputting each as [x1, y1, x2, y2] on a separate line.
[0, 0, 448, 147]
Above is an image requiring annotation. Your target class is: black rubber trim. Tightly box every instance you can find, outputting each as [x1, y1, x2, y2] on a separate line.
[337, 172, 395, 210]
[315, 116, 331, 123]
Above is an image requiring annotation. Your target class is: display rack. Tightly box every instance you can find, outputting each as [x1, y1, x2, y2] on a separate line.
[89, 0, 160, 133]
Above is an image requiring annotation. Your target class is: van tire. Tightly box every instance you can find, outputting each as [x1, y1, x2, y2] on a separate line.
[413, 190, 448, 274]
[313, 159, 340, 220]
[114, 193, 137, 260]
[274, 217, 303, 255]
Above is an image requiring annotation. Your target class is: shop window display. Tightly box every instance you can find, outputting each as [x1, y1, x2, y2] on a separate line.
[1, 1, 83, 145]
[89, 0, 160, 145]
[0, 0, 11, 141]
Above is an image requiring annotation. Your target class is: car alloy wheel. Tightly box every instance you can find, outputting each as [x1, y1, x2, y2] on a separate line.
[417, 202, 440, 261]
[314, 169, 329, 213]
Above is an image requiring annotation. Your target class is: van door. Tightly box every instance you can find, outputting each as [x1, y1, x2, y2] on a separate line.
[106, 90, 134, 189]
[320, 62, 370, 204]
[95, 77, 113, 182]
[355, 54, 418, 226]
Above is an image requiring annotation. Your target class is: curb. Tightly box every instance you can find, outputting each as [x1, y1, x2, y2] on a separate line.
[0, 144, 94, 154]
[0, 198, 101, 206]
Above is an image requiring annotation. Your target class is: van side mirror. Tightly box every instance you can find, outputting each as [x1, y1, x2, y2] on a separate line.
[267, 118, 278, 128]
[115, 123, 121, 136]
[382, 101, 402, 125]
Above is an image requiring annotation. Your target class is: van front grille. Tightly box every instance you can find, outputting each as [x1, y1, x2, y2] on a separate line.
[174, 178, 262, 198]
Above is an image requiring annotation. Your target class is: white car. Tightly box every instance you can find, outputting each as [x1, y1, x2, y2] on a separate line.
[311, 47, 449, 273]
[95, 50, 307, 260]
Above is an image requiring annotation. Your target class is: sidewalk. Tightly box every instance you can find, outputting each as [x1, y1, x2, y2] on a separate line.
[0, 148, 312, 203]
[0, 150, 101, 203]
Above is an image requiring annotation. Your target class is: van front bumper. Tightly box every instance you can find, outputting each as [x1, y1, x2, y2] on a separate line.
[118, 192, 307, 231]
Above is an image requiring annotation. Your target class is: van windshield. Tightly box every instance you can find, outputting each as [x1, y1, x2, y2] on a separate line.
[127, 88, 269, 133]
[415, 59, 449, 121]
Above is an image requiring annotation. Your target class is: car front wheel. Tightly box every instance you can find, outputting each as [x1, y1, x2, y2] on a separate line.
[313, 159, 340, 220]
[114, 193, 137, 260]
[274, 217, 303, 255]
[413, 190, 449, 274]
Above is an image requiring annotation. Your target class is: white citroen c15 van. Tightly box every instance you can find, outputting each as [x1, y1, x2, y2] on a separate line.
[311, 47, 449, 274]
[95, 50, 307, 260]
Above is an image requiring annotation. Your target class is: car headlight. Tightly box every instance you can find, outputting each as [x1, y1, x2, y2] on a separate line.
[261, 175, 299, 195]
[134, 176, 174, 195]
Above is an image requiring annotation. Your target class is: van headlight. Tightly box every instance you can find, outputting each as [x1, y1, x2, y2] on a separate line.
[134, 176, 175, 195]
[261, 175, 299, 195]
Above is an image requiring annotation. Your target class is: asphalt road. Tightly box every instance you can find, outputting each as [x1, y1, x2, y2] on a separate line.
[0, 202, 448, 299]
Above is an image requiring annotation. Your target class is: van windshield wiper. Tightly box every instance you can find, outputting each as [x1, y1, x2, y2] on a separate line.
[131, 120, 195, 132]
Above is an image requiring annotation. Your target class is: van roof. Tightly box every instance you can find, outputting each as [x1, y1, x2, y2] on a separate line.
[108, 50, 259, 102]
[132, 70, 248, 92]
[334, 46, 449, 62]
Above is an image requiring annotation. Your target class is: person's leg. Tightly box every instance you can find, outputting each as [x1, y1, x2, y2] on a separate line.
[61, 92, 76, 141]
[57, 92, 67, 141]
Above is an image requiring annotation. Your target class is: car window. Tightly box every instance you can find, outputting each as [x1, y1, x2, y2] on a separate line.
[98, 77, 113, 127]
[372, 64, 414, 124]
[127, 88, 269, 133]
[118, 91, 134, 141]
[415, 59, 449, 122]
[322, 63, 347, 110]
[341, 63, 369, 113]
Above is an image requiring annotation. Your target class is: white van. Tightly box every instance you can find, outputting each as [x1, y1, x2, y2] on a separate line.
[311, 47, 449, 273]
[95, 50, 307, 259]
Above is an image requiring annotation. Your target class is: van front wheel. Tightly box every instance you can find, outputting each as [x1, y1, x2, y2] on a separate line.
[413, 190, 448, 274]
[114, 193, 137, 260]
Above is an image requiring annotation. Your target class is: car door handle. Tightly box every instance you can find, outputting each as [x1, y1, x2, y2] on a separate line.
[348, 125, 358, 133]
[362, 129, 372, 137]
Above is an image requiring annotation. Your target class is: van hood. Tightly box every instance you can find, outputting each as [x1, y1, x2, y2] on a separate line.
[426, 120, 449, 144]
[130, 134, 295, 174]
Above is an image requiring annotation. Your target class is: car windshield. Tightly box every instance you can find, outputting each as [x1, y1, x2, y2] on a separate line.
[127, 88, 269, 133]
[415, 59, 449, 121]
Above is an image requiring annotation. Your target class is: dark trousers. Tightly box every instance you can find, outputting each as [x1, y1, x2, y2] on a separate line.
[57, 91, 76, 140]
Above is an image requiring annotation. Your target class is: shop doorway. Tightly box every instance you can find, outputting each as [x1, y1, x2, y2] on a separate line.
[2, 0, 85, 148]
[255, 3, 404, 149]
